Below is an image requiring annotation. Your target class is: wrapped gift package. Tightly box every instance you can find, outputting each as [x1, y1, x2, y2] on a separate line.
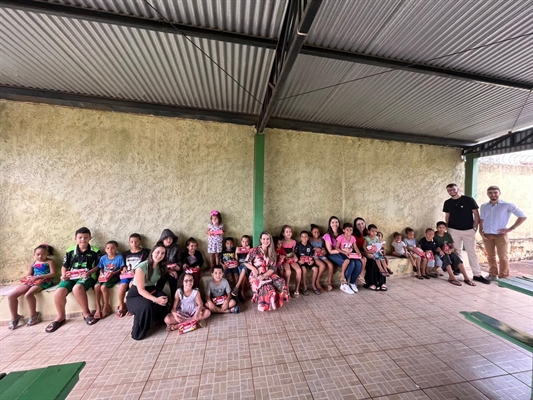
[349, 253, 362, 259]
[412, 247, 426, 257]
[178, 319, 197, 335]
[68, 269, 86, 280]
[226, 260, 238, 268]
[300, 256, 313, 264]
[120, 271, 135, 280]
[212, 295, 228, 306]
[21, 276, 45, 286]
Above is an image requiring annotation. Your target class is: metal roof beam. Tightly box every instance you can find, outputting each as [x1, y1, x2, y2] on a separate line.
[0, 85, 476, 148]
[463, 127, 533, 156]
[256, 0, 323, 133]
[2, 0, 530, 92]
[0, 0, 276, 49]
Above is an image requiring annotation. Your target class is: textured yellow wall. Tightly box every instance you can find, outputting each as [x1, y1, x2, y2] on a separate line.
[0, 100, 255, 282]
[477, 163, 533, 239]
[263, 128, 465, 242]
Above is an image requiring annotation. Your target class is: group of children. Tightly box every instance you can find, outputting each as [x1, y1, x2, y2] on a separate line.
[391, 222, 476, 286]
[8, 208, 475, 331]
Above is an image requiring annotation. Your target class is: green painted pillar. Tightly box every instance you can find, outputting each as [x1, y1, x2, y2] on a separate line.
[465, 153, 480, 199]
[253, 134, 266, 246]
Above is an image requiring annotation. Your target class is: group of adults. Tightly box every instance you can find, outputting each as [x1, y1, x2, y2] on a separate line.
[444, 183, 526, 282]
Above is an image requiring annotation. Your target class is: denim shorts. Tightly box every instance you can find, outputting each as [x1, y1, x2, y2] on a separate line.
[238, 263, 250, 276]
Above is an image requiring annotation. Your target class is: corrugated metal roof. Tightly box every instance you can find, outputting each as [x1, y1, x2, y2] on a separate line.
[48, 0, 287, 39]
[273, 54, 529, 140]
[307, 0, 533, 84]
[0, 7, 272, 114]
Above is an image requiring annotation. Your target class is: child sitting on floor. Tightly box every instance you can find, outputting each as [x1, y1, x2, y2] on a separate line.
[205, 265, 239, 314]
[8, 244, 56, 329]
[165, 272, 210, 331]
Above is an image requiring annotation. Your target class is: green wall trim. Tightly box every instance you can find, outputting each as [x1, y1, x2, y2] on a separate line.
[253, 134, 265, 246]
[465, 153, 480, 199]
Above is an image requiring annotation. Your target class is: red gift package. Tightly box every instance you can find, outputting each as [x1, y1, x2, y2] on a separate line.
[412, 247, 426, 257]
[178, 319, 197, 335]
[349, 253, 362, 259]
[300, 256, 313, 264]
[21, 276, 44, 286]
[98, 271, 112, 283]
[68, 269, 86, 280]
[212, 295, 228, 306]
[120, 271, 135, 280]
[426, 251, 435, 261]
[366, 245, 377, 253]
[225, 260, 238, 268]
[211, 229, 224, 235]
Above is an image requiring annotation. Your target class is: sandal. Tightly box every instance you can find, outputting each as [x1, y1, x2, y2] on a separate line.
[448, 279, 462, 286]
[369, 285, 377, 291]
[313, 289, 321, 295]
[84, 315, 98, 326]
[231, 306, 240, 314]
[166, 323, 179, 332]
[302, 289, 310, 296]
[380, 285, 388, 291]
[116, 307, 127, 318]
[8, 314, 23, 330]
[416, 275, 424, 280]
[386, 268, 394, 275]
[423, 275, 431, 279]
[464, 280, 476, 286]
[27, 312, 42, 327]
[45, 319, 65, 333]
[293, 292, 300, 298]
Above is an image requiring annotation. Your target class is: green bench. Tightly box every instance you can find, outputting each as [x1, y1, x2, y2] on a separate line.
[461, 311, 533, 353]
[0, 362, 85, 400]
[497, 276, 533, 297]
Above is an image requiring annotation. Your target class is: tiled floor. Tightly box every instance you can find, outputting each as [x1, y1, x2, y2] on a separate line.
[1, 276, 532, 400]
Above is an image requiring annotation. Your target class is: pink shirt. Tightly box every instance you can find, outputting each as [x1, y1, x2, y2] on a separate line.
[322, 233, 337, 249]
[336, 235, 355, 251]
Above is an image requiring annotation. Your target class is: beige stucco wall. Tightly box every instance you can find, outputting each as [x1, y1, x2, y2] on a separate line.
[0, 100, 255, 282]
[263, 128, 464, 242]
[477, 162, 533, 239]
[1, 99, 469, 282]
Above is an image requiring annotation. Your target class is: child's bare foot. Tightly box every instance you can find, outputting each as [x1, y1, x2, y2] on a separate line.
[94, 310, 102, 319]
[116, 307, 127, 318]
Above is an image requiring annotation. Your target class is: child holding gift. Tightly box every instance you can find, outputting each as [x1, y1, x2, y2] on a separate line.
[365, 225, 389, 277]
[164, 271, 210, 332]
[336, 222, 363, 294]
[280, 225, 302, 297]
[8, 244, 56, 329]
[221, 237, 239, 285]
[310, 224, 333, 292]
[94, 241, 124, 319]
[295, 230, 320, 295]
[181, 237, 204, 288]
[206, 210, 225, 266]
[205, 265, 239, 314]
[117, 233, 150, 318]
[231, 235, 252, 302]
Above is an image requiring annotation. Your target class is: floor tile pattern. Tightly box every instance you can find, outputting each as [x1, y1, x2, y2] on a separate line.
[1, 276, 531, 399]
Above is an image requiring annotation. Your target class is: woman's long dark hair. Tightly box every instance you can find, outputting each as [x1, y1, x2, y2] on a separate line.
[353, 217, 368, 238]
[326, 216, 342, 239]
[147, 242, 168, 281]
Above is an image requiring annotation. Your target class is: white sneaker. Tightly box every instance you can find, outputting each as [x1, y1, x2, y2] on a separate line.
[349, 283, 358, 293]
[340, 283, 354, 295]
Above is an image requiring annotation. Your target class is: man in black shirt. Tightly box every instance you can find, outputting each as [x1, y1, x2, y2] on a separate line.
[442, 183, 490, 284]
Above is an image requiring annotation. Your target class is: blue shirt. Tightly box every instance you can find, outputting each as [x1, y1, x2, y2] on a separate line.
[480, 200, 526, 234]
[97, 254, 125, 273]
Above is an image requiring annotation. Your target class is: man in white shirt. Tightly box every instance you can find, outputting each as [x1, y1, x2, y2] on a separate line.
[479, 186, 527, 280]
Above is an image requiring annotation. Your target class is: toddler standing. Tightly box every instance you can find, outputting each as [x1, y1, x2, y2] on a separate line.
[206, 210, 225, 266]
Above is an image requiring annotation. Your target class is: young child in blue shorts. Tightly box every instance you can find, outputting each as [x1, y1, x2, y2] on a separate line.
[94, 241, 124, 319]
[46, 227, 100, 332]
[118, 233, 149, 318]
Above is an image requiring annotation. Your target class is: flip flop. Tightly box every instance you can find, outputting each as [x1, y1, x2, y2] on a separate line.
[313, 289, 321, 295]
[448, 280, 462, 286]
[380, 285, 388, 291]
[369, 285, 377, 291]
[416, 275, 424, 280]
[84, 315, 98, 326]
[464, 280, 476, 286]
[45, 319, 65, 333]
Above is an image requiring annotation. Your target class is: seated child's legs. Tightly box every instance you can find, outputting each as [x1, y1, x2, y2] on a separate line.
[195, 307, 211, 322]
[314, 259, 325, 290]
[53, 286, 71, 320]
[300, 265, 308, 291]
[8, 285, 34, 321]
[93, 283, 103, 318]
[72, 278, 96, 317]
[291, 263, 302, 285]
[340, 258, 350, 282]
[283, 263, 291, 285]
[310, 265, 319, 290]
